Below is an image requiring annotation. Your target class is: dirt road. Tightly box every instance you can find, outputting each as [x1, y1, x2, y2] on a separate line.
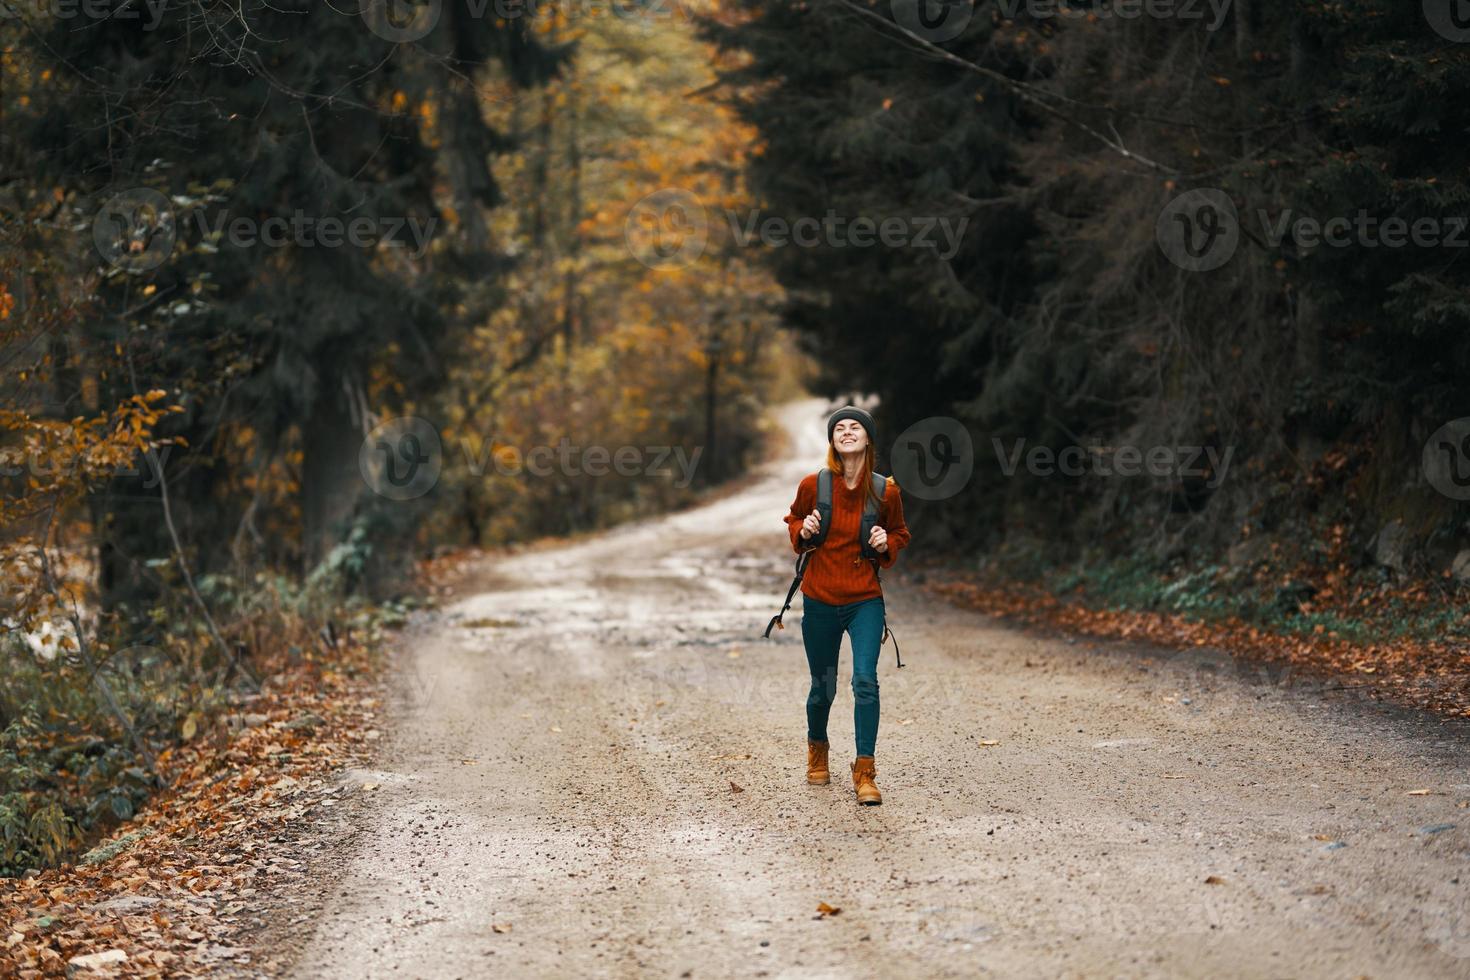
[283, 398, 1470, 978]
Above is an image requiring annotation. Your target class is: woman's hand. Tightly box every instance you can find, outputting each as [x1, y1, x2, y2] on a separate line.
[800, 509, 821, 540]
[868, 525, 888, 553]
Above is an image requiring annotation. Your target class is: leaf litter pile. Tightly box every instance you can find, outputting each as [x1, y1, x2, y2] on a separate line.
[923, 562, 1470, 719]
[0, 638, 386, 977]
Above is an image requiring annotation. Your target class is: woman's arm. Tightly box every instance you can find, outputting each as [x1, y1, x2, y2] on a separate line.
[784, 475, 816, 555]
[876, 478, 910, 569]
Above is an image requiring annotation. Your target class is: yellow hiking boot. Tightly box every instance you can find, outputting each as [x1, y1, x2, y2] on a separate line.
[851, 755, 881, 805]
[806, 738, 830, 785]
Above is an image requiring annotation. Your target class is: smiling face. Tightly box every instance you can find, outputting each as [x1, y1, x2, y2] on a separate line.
[832, 418, 869, 454]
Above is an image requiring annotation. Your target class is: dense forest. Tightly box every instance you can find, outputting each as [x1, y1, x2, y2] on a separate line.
[706, 0, 1470, 584]
[0, 1, 790, 876]
[3, 0, 1468, 898]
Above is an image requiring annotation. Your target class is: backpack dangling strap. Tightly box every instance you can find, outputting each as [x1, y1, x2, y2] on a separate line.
[764, 549, 812, 638]
[882, 620, 904, 668]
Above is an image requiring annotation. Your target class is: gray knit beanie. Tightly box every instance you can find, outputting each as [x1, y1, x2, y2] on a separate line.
[826, 406, 876, 445]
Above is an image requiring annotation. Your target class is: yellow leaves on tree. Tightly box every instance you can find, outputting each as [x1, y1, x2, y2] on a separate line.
[0, 389, 182, 636]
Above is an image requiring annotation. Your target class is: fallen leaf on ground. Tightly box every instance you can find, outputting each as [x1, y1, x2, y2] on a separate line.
[491, 923, 512, 934]
[816, 902, 841, 917]
[922, 569, 1470, 721]
[68, 949, 127, 970]
[1203, 875, 1225, 885]
[978, 739, 999, 747]
[729, 781, 744, 793]
[462, 618, 519, 629]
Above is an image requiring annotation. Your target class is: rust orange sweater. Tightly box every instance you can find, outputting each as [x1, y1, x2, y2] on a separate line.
[783, 471, 911, 605]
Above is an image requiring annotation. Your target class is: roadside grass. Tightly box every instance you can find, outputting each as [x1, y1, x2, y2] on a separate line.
[0, 566, 421, 879]
[930, 540, 1470, 717]
[1031, 552, 1468, 649]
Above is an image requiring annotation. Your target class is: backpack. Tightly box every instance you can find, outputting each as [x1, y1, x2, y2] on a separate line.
[762, 470, 904, 667]
[803, 469, 888, 560]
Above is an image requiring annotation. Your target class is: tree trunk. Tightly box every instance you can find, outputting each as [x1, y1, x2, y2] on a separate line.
[562, 86, 583, 350]
[443, 75, 494, 253]
[301, 375, 364, 571]
[704, 349, 720, 485]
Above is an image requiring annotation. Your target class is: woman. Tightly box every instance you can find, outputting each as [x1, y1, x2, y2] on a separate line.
[783, 405, 911, 805]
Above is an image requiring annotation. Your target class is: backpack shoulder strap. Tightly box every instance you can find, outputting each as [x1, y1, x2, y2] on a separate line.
[864, 472, 887, 517]
[804, 470, 834, 550]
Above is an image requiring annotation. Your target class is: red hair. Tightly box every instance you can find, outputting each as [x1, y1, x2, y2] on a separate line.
[825, 441, 885, 512]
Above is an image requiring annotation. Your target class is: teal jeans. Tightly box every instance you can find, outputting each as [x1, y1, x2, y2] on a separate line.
[801, 594, 884, 758]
